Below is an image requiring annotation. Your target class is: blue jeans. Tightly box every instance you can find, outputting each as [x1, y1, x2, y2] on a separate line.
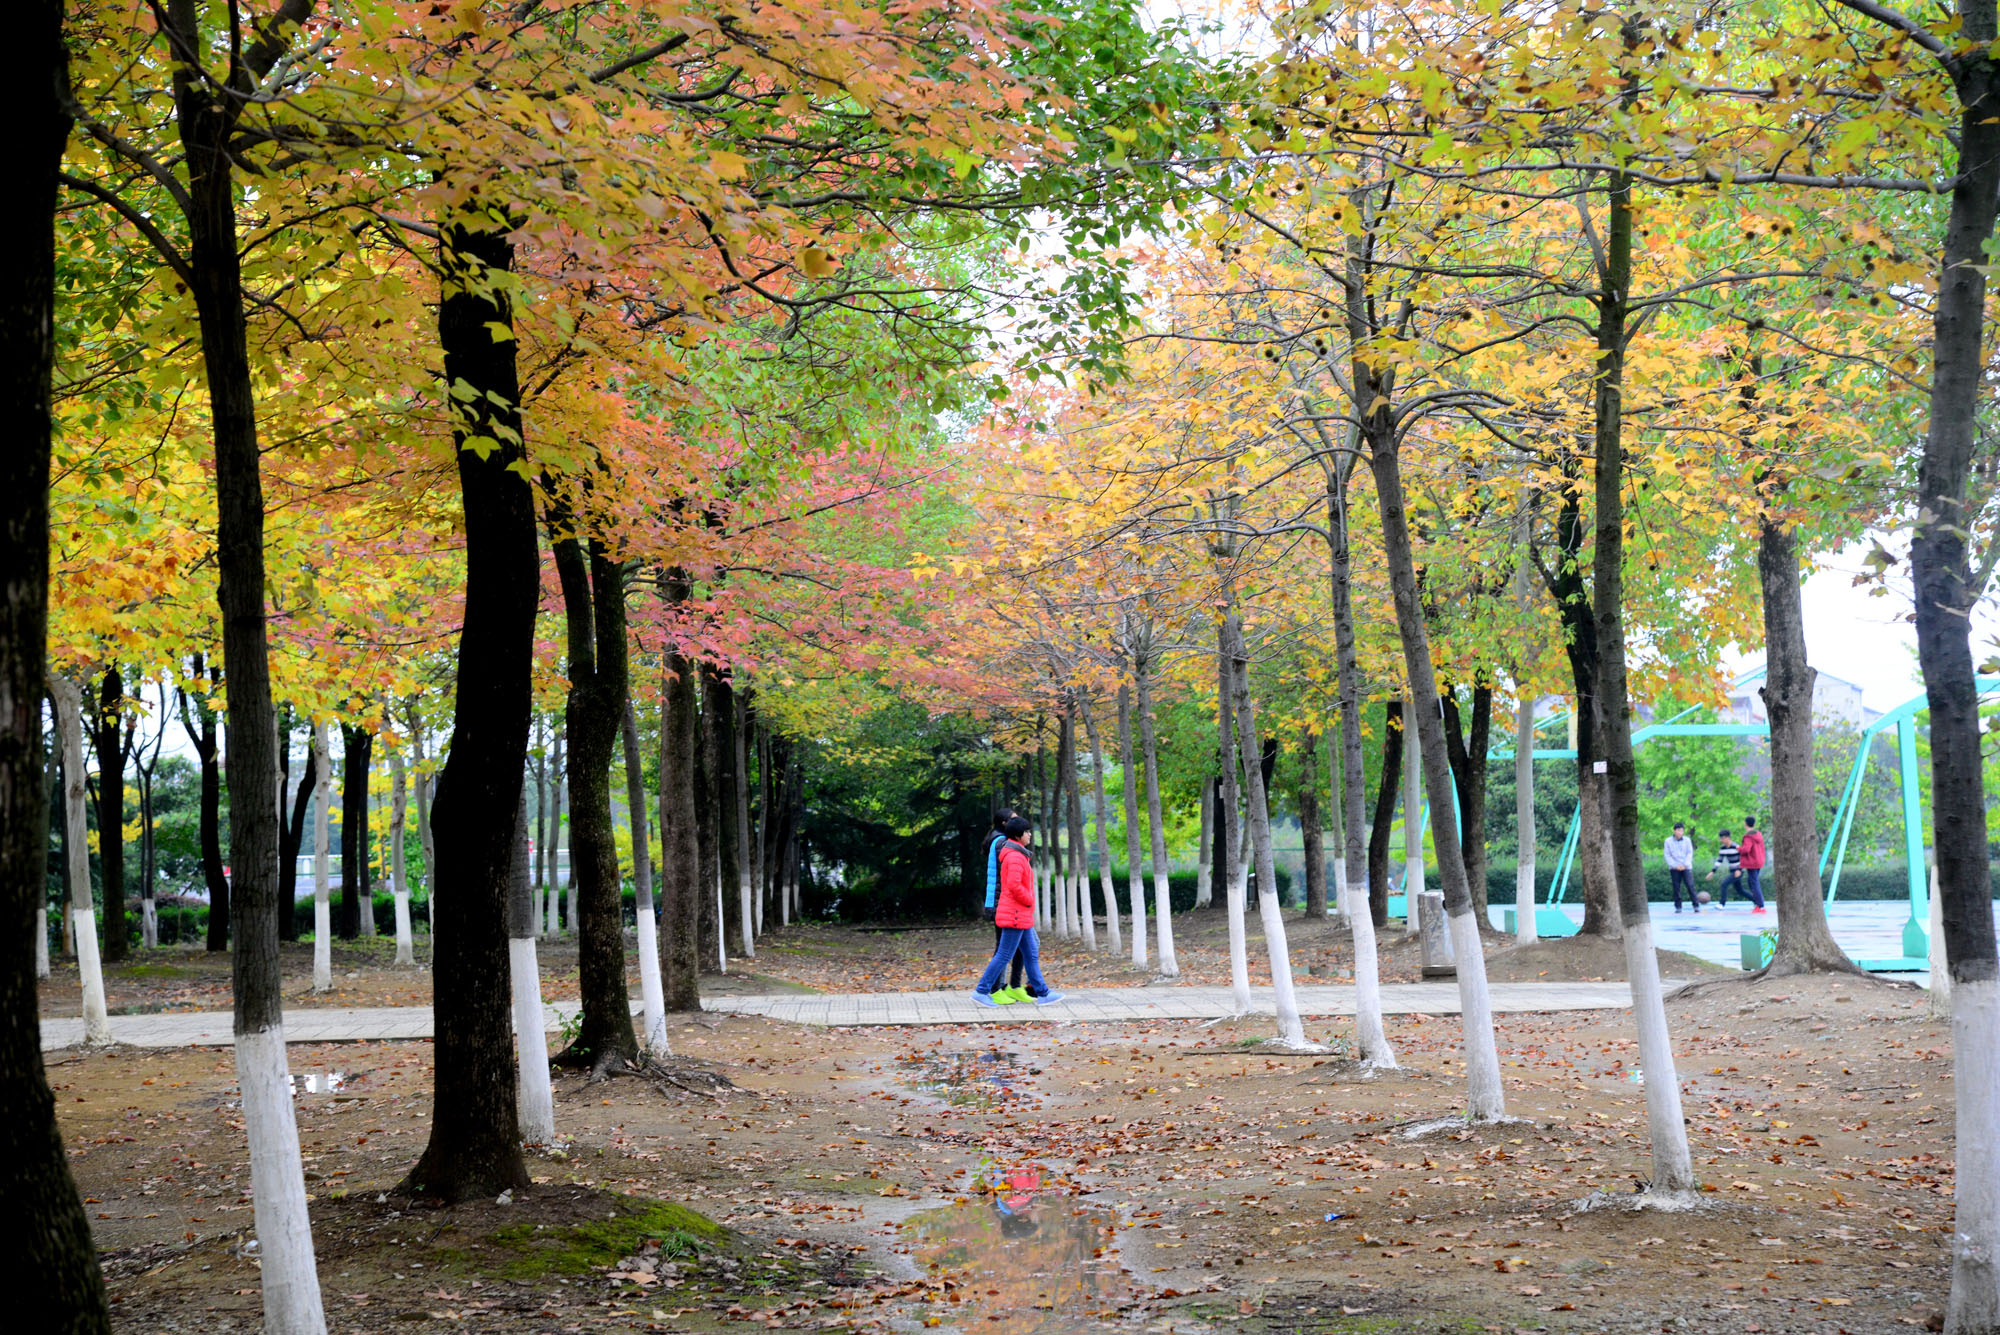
[1743, 867, 1766, 908]
[977, 927, 1049, 997]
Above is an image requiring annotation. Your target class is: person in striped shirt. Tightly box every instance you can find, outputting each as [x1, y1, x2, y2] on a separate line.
[1706, 828, 1744, 905]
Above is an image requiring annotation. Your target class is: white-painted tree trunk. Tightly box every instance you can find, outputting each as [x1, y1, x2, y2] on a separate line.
[1515, 693, 1538, 945]
[234, 1027, 328, 1335]
[311, 724, 332, 993]
[1403, 709, 1425, 909]
[1327, 733, 1349, 921]
[623, 699, 668, 1057]
[412, 720, 435, 932]
[509, 938, 555, 1145]
[388, 746, 413, 966]
[1194, 776, 1214, 909]
[1082, 697, 1122, 957]
[734, 714, 755, 959]
[1930, 864, 1951, 1016]
[1949, 976, 2000, 1331]
[142, 898, 158, 949]
[1135, 658, 1179, 977]
[1620, 916, 1695, 1192]
[1347, 876, 1396, 1067]
[1117, 685, 1147, 969]
[1225, 613, 1307, 1048]
[51, 677, 111, 1045]
[1448, 909, 1506, 1120]
[35, 907, 49, 979]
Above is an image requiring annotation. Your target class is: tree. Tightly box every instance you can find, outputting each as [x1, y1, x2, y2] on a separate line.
[86, 666, 134, 960]
[1, 9, 111, 1323]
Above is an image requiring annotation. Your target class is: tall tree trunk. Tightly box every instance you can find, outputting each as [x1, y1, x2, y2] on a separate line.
[1297, 732, 1327, 918]
[89, 668, 130, 962]
[733, 689, 754, 958]
[546, 724, 563, 939]
[1135, 653, 1178, 976]
[398, 200, 534, 1204]
[1064, 697, 1096, 950]
[1346, 706, 1397, 1068]
[1757, 509, 1863, 975]
[388, 745, 414, 966]
[279, 728, 313, 944]
[548, 527, 637, 1075]
[1366, 417, 1506, 1122]
[1194, 776, 1213, 910]
[1401, 695, 1424, 912]
[1542, 479, 1619, 939]
[533, 717, 547, 935]
[180, 672, 231, 951]
[412, 718, 434, 926]
[1216, 629, 1250, 1010]
[1225, 610, 1309, 1048]
[1081, 696, 1122, 955]
[1325, 444, 1370, 914]
[1590, 152, 1693, 1194]
[311, 726, 332, 992]
[3, 24, 110, 1314]
[698, 664, 727, 972]
[50, 681, 111, 1045]
[660, 643, 704, 1009]
[1440, 677, 1492, 924]
[750, 705, 768, 938]
[339, 724, 372, 939]
[1367, 701, 1403, 929]
[1117, 683, 1147, 968]
[624, 697, 667, 1053]
[506, 795, 553, 1145]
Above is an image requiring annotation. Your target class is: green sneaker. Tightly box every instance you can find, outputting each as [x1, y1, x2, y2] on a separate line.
[991, 988, 1020, 1005]
[1004, 987, 1033, 1004]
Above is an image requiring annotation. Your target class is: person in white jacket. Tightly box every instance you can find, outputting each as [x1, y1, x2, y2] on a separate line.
[1664, 822, 1698, 912]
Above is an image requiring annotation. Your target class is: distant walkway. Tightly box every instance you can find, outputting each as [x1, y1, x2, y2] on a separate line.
[38, 981, 1639, 1050]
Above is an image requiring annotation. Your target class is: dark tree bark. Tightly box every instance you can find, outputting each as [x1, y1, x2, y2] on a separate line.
[547, 523, 637, 1074]
[1208, 767, 1228, 909]
[339, 724, 372, 939]
[705, 666, 743, 956]
[659, 641, 703, 1009]
[176, 660, 232, 951]
[279, 733, 315, 943]
[694, 665, 720, 971]
[88, 668, 133, 961]
[2, 11, 112, 1323]
[1440, 677, 1493, 924]
[1297, 732, 1327, 917]
[1367, 701, 1403, 928]
[398, 201, 534, 1203]
[1323, 446, 1371, 902]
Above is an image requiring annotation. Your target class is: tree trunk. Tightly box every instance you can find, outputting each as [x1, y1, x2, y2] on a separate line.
[1440, 678, 1492, 924]
[89, 668, 129, 962]
[1757, 511, 1863, 975]
[1367, 701, 1403, 929]
[1216, 628, 1250, 1011]
[388, 746, 414, 966]
[1194, 775, 1213, 910]
[546, 723, 563, 939]
[1345, 708, 1397, 1068]
[398, 201, 534, 1204]
[50, 680, 111, 1045]
[1135, 653, 1179, 976]
[1064, 697, 1096, 951]
[624, 697, 667, 1054]
[1081, 695, 1122, 955]
[733, 689, 754, 958]
[1590, 153, 1694, 1194]
[412, 720, 434, 927]
[6, 27, 111, 1316]
[279, 728, 313, 945]
[1225, 610, 1309, 1048]
[311, 726, 332, 992]
[659, 644, 704, 1009]
[1366, 420, 1506, 1122]
[1542, 478, 1619, 939]
[1325, 447, 1370, 916]
[698, 663, 727, 972]
[548, 527, 638, 1075]
[339, 724, 372, 939]
[1401, 694, 1424, 913]
[1298, 733, 1327, 918]
[506, 794, 554, 1145]
[751, 706, 768, 938]
[1117, 683, 1147, 968]
[533, 717, 547, 935]
[180, 676, 231, 951]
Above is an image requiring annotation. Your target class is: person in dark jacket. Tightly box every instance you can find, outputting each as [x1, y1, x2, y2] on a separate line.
[981, 809, 1028, 1003]
[973, 817, 1061, 1007]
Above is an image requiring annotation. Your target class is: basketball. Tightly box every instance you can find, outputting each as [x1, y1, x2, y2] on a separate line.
[1695, 891, 1711, 905]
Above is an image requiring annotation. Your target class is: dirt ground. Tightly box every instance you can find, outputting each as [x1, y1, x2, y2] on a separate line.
[55, 920, 1953, 1335]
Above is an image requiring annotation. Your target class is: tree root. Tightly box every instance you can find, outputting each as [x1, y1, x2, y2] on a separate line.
[1667, 966, 1918, 1002]
[606, 1054, 740, 1100]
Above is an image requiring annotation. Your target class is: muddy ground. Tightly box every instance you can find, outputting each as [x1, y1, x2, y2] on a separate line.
[60, 952, 1949, 1335]
[36, 909, 1731, 1024]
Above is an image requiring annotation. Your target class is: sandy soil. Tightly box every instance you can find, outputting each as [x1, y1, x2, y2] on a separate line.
[62, 956, 1952, 1334]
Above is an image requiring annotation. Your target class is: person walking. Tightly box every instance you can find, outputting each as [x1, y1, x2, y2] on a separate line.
[973, 816, 1062, 1007]
[1738, 816, 1769, 913]
[1664, 821, 1698, 912]
[1707, 828, 1744, 905]
[981, 808, 1029, 1004]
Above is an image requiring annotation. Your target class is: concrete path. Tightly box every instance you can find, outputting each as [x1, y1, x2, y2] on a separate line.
[39, 981, 1639, 1050]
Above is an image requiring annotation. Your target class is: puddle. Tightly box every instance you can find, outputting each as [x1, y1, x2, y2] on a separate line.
[898, 1163, 1140, 1331]
[289, 1071, 349, 1095]
[896, 1048, 1027, 1111]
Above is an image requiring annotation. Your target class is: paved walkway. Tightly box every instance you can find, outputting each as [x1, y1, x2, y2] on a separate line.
[39, 981, 1638, 1050]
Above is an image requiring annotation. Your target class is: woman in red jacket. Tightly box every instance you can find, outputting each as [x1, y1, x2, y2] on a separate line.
[974, 817, 1062, 1006]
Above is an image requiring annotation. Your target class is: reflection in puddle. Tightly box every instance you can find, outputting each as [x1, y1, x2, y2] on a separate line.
[901, 1163, 1137, 1331]
[289, 1071, 348, 1095]
[896, 1048, 1023, 1110]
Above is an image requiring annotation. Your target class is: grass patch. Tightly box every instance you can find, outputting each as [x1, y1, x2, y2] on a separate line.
[485, 1200, 726, 1280]
[117, 964, 190, 979]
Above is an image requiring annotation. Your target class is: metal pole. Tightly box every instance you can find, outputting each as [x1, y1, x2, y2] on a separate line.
[1897, 716, 1928, 959]
[1549, 806, 1583, 905]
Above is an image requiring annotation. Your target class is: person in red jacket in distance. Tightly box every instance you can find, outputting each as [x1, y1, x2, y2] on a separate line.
[973, 816, 1063, 1007]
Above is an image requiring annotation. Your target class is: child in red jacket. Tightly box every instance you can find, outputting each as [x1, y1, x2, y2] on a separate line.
[973, 817, 1062, 1007]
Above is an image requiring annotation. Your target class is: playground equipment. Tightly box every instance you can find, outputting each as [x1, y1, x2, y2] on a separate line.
[1394, 671, 1999, 972]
